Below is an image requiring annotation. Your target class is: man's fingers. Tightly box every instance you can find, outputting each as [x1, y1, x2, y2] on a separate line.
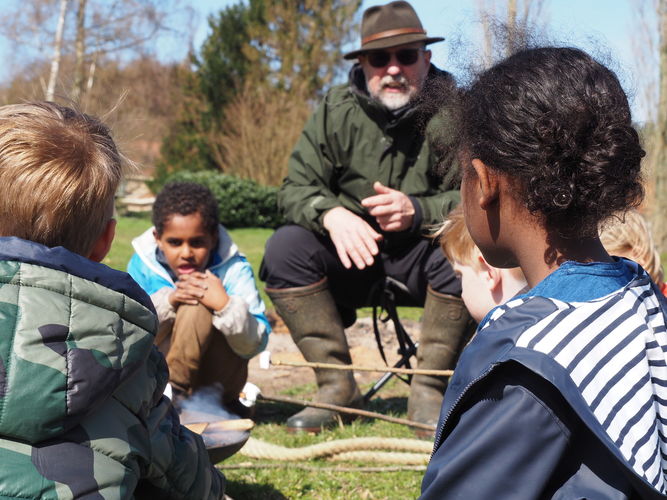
[366, 203, 398, 217]
[377, 214, 405, 231]
[361, 194, 393, 208]
[342, 234, 373, 269]
[348, 247, 369, 269]
[334, 242, 353, 269]
[372, 181, 392, 194]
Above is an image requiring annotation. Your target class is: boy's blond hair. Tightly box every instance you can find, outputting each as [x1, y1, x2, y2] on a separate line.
[600, 209, 664, 285]
[439, 206, 525, 280]
[0, 102, 122, 256]
[438, 206, 479, 268]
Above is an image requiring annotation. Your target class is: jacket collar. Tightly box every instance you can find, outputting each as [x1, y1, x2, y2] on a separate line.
[0, 236, 155, 313]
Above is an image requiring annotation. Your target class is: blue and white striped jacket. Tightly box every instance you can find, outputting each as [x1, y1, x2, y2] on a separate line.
[422, 260, 667, 499]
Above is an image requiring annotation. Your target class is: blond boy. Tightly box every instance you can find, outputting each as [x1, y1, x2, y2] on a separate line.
[440, 207, 527, 323]
[599, 209, 667, 295]
[0, 102, 224, 499]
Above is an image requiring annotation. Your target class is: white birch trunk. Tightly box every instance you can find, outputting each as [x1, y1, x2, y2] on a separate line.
[46, 0, 69, 101]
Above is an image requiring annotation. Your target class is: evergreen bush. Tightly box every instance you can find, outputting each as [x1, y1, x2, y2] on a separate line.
[160, 170, 284, 229]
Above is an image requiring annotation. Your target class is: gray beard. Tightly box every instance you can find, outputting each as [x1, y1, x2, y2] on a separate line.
[368, 74, 417, 110]
[377, 92, 412, 110]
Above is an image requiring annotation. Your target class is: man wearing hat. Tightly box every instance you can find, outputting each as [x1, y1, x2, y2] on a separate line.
[261, 1, 471, 434]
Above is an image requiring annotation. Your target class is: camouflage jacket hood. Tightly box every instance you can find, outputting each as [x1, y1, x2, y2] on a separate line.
[0, 237, 157, 442]
[0, 237, 224, 499]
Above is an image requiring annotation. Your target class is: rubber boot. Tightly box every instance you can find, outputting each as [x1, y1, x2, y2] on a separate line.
[266, 278, 363, 433]
[407, 287, 476, 437]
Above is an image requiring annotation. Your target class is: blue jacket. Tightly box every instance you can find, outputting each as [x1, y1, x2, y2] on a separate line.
[421, 260, 667, 499]
[127, 225, 270, 354]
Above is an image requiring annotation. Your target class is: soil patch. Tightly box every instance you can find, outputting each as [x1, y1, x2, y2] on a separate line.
[248, 315, 421, 397]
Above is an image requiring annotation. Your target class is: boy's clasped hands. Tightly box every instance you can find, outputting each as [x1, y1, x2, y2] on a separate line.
[168, 270, 230, 311]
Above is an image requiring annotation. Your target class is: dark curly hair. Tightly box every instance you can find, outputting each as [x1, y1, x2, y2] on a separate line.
[461, 47, 645, 238]
[152, 182, 219, 236]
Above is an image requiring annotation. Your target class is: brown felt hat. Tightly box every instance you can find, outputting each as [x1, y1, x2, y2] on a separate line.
[344, 1, 444, 60]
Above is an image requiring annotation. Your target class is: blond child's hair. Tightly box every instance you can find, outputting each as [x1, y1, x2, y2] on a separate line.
[439, 205, 525, 279]
[438, 206, 478, 267]
[600, 209, 664, 285]
[0, 102, 122, 256]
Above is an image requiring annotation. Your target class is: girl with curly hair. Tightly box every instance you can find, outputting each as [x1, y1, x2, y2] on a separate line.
[421, 47, 667, 499]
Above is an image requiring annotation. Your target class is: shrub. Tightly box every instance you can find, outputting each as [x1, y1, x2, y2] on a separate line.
[160, 170, 284, 229]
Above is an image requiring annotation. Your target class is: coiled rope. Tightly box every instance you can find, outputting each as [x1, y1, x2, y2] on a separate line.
[238, 436, 432, 465]
[218, 463, 427, 472]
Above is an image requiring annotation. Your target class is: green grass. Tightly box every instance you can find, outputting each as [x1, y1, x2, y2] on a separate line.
[103, 213, 154, 271]
[222, 377, 424, 499]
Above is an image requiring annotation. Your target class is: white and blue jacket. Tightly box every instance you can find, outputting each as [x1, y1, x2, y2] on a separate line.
[422, 260, 667, 499]
[127, 225, 270, 358]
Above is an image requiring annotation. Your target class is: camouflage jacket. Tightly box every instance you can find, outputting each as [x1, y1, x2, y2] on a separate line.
[0, 237, 224, 499]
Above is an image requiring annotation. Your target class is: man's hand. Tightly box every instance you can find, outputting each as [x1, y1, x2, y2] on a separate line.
[361, 182, 415, 232]
[168, 271, 230, 311]
[323, 206, 382, 270]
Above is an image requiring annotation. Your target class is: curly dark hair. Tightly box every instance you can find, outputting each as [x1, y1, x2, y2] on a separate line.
[152, 182, 219, 236]
[461, 47, 645, 238]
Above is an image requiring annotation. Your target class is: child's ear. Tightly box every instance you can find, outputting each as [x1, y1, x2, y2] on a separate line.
[153, 228, 161, 247]
[471, 159, 500, 209]
[89, 219, 117, 263]
[478, 255, 502, 292]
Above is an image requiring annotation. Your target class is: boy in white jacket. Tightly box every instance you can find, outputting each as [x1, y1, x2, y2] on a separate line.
[128, 182, 270, 415]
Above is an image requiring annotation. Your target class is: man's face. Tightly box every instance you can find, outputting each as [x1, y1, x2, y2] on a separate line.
[359, 43, 431, 110]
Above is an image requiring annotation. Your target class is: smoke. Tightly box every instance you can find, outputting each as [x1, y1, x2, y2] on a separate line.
[179, 384, 238, 420]
[178, 384, 250, 458]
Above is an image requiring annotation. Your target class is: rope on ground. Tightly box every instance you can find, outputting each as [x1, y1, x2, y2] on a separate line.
[239, 436, 431, 464]
[258, 393, 437, 432]
[329, 451, 428, 465]
[218, 462, 427, 472]
[270, 359, 454, 377]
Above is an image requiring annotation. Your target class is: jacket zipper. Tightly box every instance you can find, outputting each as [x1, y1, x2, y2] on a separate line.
[430, 363, 499, 460]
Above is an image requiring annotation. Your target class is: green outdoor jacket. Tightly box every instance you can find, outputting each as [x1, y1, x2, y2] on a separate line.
[278, 64, 461, 239]
[0, 238, 224, 499]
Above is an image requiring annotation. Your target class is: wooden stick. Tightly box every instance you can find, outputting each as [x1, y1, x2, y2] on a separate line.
[259, 394, 437, 432]
[184, 418, 254, 434]
[271, 359, 454, 377]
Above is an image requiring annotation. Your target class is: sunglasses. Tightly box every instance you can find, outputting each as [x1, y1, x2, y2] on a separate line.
[365, 48, 423, 68]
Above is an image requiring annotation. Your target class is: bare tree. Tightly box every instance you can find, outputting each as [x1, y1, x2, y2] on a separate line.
[629, 0, 667, 250]
[0, 0, 189, 102]
[46, 0, 69, 101]
[654, 0, 667, 250]
[476, 0, 548, 66]
[72, 0, 87, 101]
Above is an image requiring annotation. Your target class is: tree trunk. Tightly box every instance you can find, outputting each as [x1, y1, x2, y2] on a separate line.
[46, 0, 68, 101]
[72, 0, 87, 102]
[654, 0, 667, 251]
[507, 0, 518, 55]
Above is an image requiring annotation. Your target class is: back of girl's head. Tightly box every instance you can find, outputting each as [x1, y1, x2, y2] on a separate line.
[152, 182, 219, 236]
[461, 47, 644, 238]
[600, 209, 663, 284]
